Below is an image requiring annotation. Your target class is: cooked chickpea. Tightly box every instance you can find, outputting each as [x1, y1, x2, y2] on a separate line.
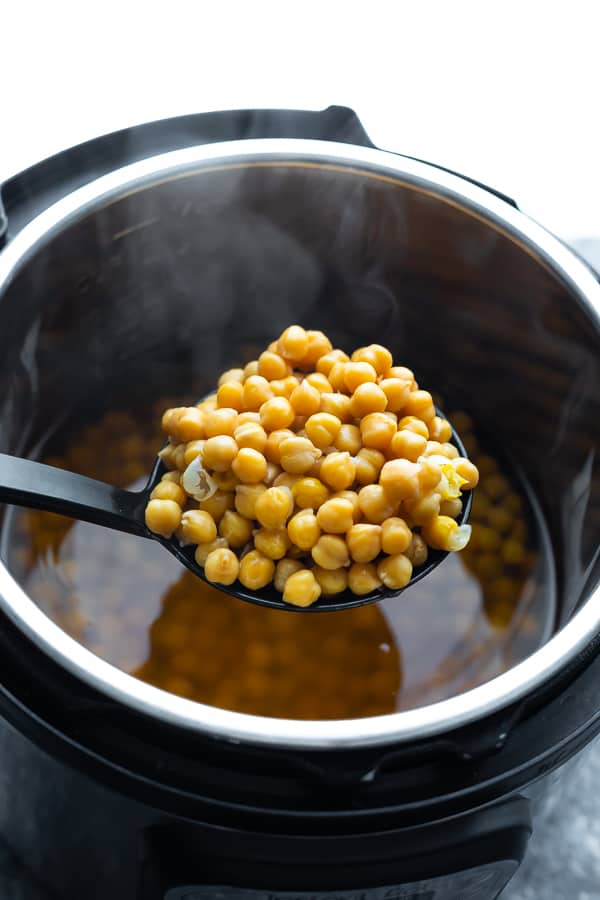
[297, 330, 332, 370]
[403, 390, 435, 423]
[347, 523, 382, 563]
[344, 361, 377, 393]
[311, 534, 350, 570]
[219, 510, 254, 548]
[381, 517, 412, 554]
[243, 360, 259, 379]
[218, 367, 245, 386]
[351, 343, 393, 376]
[277, 325, 309, 363]
[243, 375, 273, 411]
[357, 484, 397, 524]
[282, 569, 322, 607]
[334, 424, 361, 455]
[217, 381, 245, 411]
[290, 380, 321, 416]
[422, 515, 472, 551]
[279, 436, 321, 474]
[145, 499, 182, 538]
[417, 458, 443, 494]
[319, 392, 352, 423]
[233, 422, 268, 453]
[183, 440, 206, 466]
[429, 415, 452, 442]
[440, 497, 463, 518]
[194, 536, 229, 566]
[387, 430, 428, 462]
[180, 509, 218, 545]
[203, 407, 239, 438]
[238, 550, 275, 590]
[265, 428, 295, 464]
[273, 557, 304, 592]
[259, 396, 295, 431]
[292, 477, 329, 509]
[327, 361, 349, 392]
[263, 461, 281, 485]
[235, 483, 267, 519]
[354, 447, 386, 485]
[320, 452, 356, 491]
[360, 413, 396, 450]
[270, 375, 300, 399]
[379, 459, 421, 501]
[348, 562, 382, 595]
[312, 565, 348, 595]
[403, 492, 441, 525]
[237, 411, 261, 426]
[175, 408, 206, 442]
[232, 448, 268, 484]
[204, 548, 240, 586]
[287, 509, 321, 550]
[397, 416, 429, 439]
[350, 382, 387, 417]
[379, 377, 411, 413]
[377, 554, 413, 589]
[304, 412, 342, 449]
[202, 435, 238, 472]
[316, 349, 349, 376]
[150, 480, 187, 505]
[453, 458, 480, 490]
[406, 533, 428, 566]
[254, 528, 291, 560]
[330, 490, 361, 521]
[316, 498, 355, 534]
[304, 372, 333, 393]
[213, 470, 239, 492]
[254, 486, 294, 530]
[258, 350, 289, 381]
[172, 443, 187, 471]
[273, 472, 301, 490]
[199, 490, 235, 523]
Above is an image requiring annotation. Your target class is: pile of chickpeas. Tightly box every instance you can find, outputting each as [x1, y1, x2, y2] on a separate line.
[145, 327, 479, 606]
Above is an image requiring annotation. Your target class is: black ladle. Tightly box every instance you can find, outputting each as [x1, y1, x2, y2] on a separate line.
[0, 420, 471, 612]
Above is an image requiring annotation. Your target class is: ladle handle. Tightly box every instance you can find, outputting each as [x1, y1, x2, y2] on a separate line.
[0, 454, 148, 537]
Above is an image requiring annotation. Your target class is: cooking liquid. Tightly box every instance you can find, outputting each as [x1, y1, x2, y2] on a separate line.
[4, 402, 555, 720]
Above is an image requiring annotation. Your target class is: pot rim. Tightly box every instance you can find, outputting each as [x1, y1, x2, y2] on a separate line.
[1, 138, 599, 750]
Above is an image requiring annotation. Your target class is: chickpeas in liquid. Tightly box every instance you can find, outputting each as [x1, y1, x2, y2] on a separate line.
[6, 401, 554, 720]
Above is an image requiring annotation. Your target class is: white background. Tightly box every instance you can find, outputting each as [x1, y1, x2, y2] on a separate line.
[1, 1, 599, 241]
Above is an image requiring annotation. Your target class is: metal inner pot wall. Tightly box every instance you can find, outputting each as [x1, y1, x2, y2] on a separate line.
[0, 146, 599, 746]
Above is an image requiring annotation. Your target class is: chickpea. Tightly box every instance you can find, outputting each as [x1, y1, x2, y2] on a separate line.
[219, 510, 254, 548]
[204, 548, 240, 586]
[231, 448, 268, 483]
[381, 517, 412, 554]
[202, 435, 238, 472]
[387, 430, 428, 462]
[316, 348, 349, 376]
[237, 411, 261, 426]
[194, 536, 229, 566]
[348, 562, 382, 595]
[180, 509, 218, 545]
[320, 452, 356, 491]
[183, 440, 206, 466]
[238, 550, 275, 590]
[316, 498, 355, 534]
[379, 377, 411, 413]
[150, 480, 186, 505]
[330, 490, 361, 522]
[417, 458, 443, 494]
[453, 458, 480, 490]
[273, 557, 304, 592]
[351, 343, 393, 376]
[145, 499, 182, 538]
[357, 484, 397, 524]
[347, 523, 382, 563]
[397, 416, 429, 439]
[354, 447, 385, 485]
[279, 436, 321, 474]
[287, 509, 321, 550]
[327, 361, 349, 392]
[421, 516, 472, 551]
[334, 423, 362, 455]
[270, 375, 301, 399]
[305, 372, 333, 393]
[200, 490, 235, 523]
[254, 486, 294, 530]
[403, 390, 435, 423]
[277, 325, 309, 363]
[264, 461, 282, 485]
[273, 471, 301, 490]
[312, 565, 348, 595]
[403, 492, 441, 525]
[305, 413, 342, 450]
[217, 381, 245, 411]
[319, 392, 353, 423]
[440, 497, 463, 519]
[350, 382, 388, 418]
[218, 367, 245, 386]
[243, 375, 273, 411]
[290, 380, 321, 416]
[204, 407, 239, 438]
[377, 554, 413, 590]
[265, 428, 295, 464]
[254, 528, 291, 560]
[429, 415, 452, 442]
[258, 350, 289, 381]
[360, 413, 396, 450]
[406, 533, 428, 566]
[311, 534, 350, 570]
[260, 396, 295, 431]
[297, 330, 333, 370]
[212, 470, 239, 492]
[379, 459, 421, 501]
[282, 569, 322, 607]
[243, 360, 259, 379]
[175, 407, 207, 442]
[292, 477, 329, 510]
[232, 421, 268, 454]
[235, 483, 267, 519]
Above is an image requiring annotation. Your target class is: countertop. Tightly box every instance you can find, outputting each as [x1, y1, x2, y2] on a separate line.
[1, 3, 599, 895]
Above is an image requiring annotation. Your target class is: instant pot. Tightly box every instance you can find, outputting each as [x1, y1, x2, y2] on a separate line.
[0, 106, 599, 900]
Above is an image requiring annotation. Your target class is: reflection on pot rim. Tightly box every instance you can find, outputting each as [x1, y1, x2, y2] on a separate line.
[0, 138, 599, 749]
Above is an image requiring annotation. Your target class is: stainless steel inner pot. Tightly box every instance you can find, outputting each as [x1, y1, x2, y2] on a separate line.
[0, 139, 599, 749]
